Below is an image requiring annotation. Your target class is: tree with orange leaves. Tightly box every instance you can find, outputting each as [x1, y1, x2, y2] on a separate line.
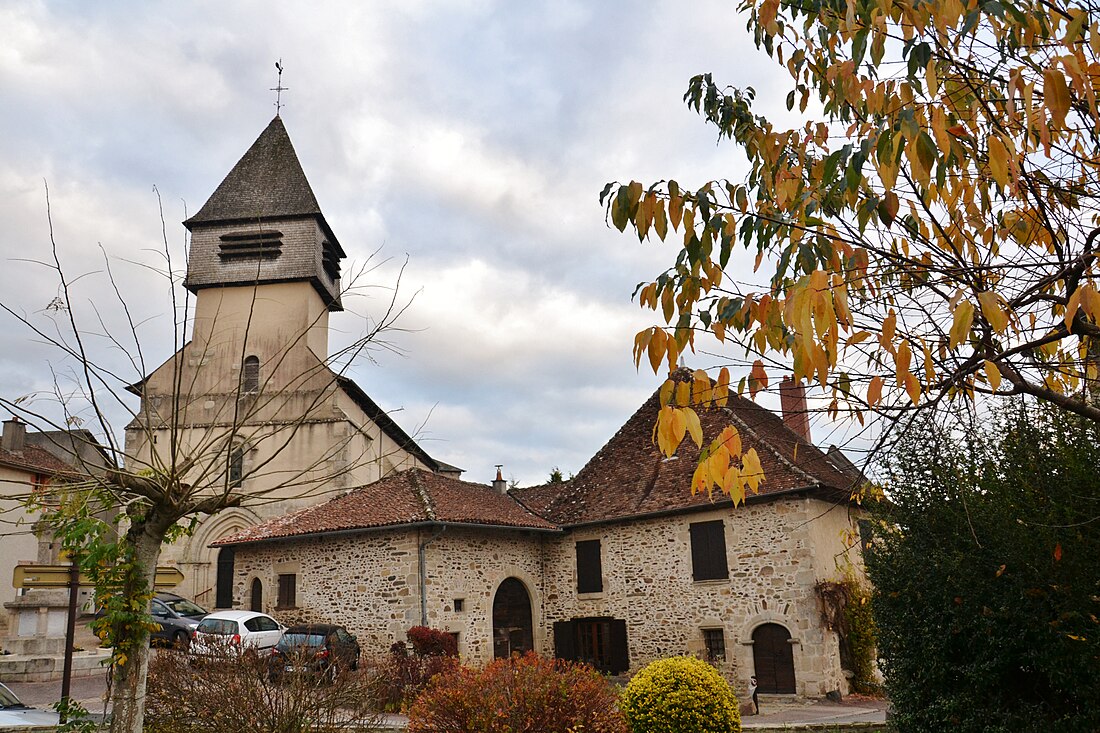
[605, 0, 1100, 497]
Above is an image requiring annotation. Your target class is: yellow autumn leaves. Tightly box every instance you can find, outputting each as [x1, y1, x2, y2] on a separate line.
[649, 369, 765, 505]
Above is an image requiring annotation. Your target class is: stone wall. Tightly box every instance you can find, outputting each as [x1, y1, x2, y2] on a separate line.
[540, 497, 859, 697]
[231, 525, 546, 664]
[231, 495, 862, 697]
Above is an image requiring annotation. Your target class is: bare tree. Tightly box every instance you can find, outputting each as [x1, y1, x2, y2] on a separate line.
[1, 183, 431, 733]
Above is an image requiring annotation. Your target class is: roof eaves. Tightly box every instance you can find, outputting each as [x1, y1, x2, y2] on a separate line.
[212, 517, 561, 548]
[334, 375, 439, 471]
[559, 483, 826, 529]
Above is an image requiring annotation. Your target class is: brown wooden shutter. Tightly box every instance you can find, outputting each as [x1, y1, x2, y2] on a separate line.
[690, 520, 729, 580]
[609, 619, 629, 674]
[553, 620, 576, 661]
[575, 540, 603, 593]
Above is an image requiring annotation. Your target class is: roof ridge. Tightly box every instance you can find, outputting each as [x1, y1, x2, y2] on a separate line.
[409, 468, 437, 521]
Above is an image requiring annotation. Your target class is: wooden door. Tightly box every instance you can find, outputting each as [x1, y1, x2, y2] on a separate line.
[752, 623, 796, 693]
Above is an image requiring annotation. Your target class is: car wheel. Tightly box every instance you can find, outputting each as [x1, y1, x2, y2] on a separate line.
[172, 630, 189, 650]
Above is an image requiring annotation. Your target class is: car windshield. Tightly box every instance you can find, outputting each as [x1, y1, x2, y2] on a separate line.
[0, 684, 24, 708]
[162, 598, 206, 617]
[196, 619, 237, 635]
[277, 633, 325, 650]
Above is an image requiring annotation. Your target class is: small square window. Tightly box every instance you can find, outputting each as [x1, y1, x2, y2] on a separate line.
[453, 598, 465, 612]
[703, 628, 726, 662]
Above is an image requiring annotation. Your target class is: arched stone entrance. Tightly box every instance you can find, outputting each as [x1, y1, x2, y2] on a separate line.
[215, 547, 235, 609]
[492, 577, 533, 659]
[753, 623, 796, 693]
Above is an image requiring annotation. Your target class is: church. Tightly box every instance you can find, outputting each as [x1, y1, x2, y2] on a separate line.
[138, 115, 868, 698]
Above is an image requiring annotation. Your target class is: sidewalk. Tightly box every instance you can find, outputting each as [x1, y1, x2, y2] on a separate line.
[743, 697, 889, 730]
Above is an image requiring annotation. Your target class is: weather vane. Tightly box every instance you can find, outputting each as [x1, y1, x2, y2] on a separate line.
[271, 59, 288, 114]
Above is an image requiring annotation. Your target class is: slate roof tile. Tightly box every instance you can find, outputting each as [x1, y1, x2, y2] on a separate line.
[184, 116, 324, 227]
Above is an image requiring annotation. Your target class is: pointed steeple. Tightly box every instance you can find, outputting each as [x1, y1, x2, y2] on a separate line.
[183, 116, 345, 311]
[185, 116, 322, 226]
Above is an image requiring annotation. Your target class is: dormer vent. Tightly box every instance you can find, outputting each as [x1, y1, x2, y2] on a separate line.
[218, 230, 283, 261]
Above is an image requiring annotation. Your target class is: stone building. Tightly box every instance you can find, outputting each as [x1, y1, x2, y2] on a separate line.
[125, 117, 449, 606]
[217, 376, 866, 698]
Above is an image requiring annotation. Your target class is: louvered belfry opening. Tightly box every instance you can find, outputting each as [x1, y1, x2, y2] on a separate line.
[218, 230, 283, 260]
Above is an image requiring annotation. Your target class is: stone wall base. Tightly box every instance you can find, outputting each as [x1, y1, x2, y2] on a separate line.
[0, 649, 111, 683]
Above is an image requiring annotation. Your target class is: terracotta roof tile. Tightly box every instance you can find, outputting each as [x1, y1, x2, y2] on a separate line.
[214, 468, 558, 546]
[0, 445, 76, 476]
[514, 378, 862, 526]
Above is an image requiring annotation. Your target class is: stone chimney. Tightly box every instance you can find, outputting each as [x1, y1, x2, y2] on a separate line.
[492, 465, 508, 494]
[779, 377, 812, 444]
[2, 417, 26, 454]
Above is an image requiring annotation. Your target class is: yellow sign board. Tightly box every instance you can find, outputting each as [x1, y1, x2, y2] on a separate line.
[13, 564, 185, 589]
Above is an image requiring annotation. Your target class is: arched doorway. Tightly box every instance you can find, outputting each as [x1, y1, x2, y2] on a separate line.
[249, 578, 263, 612]
[215, 547, 235, 608]
[752, 623, 796, 693]
[492, 578, 533, 659]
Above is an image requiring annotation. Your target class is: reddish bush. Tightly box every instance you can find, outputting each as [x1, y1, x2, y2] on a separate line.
[406, 625, 458, 657]
[367, 626, 459, 712]
[407, 651, 626, 733]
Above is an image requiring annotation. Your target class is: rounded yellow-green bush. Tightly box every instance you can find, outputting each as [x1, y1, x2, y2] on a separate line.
[619, 656, 741, 733]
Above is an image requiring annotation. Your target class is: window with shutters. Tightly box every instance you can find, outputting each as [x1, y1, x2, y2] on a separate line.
[689, 520, 729, 581]
[553, 617, 629, 675]
[575, 539, 603, 594]
[277, 573, 297, 609]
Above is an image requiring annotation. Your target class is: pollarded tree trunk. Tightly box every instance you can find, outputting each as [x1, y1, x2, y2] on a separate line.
[108, 519, 167, 733]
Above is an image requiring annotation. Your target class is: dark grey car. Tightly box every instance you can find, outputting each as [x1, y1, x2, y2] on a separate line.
[150, 592, 208, 647]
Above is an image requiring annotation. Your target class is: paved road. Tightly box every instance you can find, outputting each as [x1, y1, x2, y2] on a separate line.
[7, 670, 112, 716]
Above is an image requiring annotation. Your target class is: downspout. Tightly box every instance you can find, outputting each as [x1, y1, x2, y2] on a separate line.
[418, 525, 446, 627]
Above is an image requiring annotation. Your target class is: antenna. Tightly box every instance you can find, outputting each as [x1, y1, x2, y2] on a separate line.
[271, 59, 289, 114]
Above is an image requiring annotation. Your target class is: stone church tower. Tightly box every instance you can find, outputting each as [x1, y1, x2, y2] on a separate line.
[126, 117, 446, 607]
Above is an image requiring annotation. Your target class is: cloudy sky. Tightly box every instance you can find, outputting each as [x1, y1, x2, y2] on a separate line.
[0, 1, 851, 486]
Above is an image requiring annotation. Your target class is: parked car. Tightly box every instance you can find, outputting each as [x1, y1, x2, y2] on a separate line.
[150, 592, 208, 648]
[268, 623, 360, 680]
[0, 683, 60, 728]
[190, 610, 284, 657]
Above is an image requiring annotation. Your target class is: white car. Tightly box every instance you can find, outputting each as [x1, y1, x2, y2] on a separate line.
[0, 683, 60, 728]
[190, 610, 284, 656]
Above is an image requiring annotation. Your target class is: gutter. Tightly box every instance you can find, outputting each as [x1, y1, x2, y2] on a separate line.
[210, 518, 562, 549]
[556, 483, 832, 530]
[418, 525, 446, 627]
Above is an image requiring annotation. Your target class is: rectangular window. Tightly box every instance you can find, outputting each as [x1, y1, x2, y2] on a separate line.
[575, 539, 603, 593]
[689, 520, 729, 581]
[554, 617, 630, 675]
[453, 598, 465, 613]
[703, 628, 726, 662]
[276, 574, 297, 608]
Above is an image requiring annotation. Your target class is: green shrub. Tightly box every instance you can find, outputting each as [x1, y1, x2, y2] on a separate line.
[869, 404, 1100, 733]
[407, 651, 625, 733]
[619, 656, 740, 733]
